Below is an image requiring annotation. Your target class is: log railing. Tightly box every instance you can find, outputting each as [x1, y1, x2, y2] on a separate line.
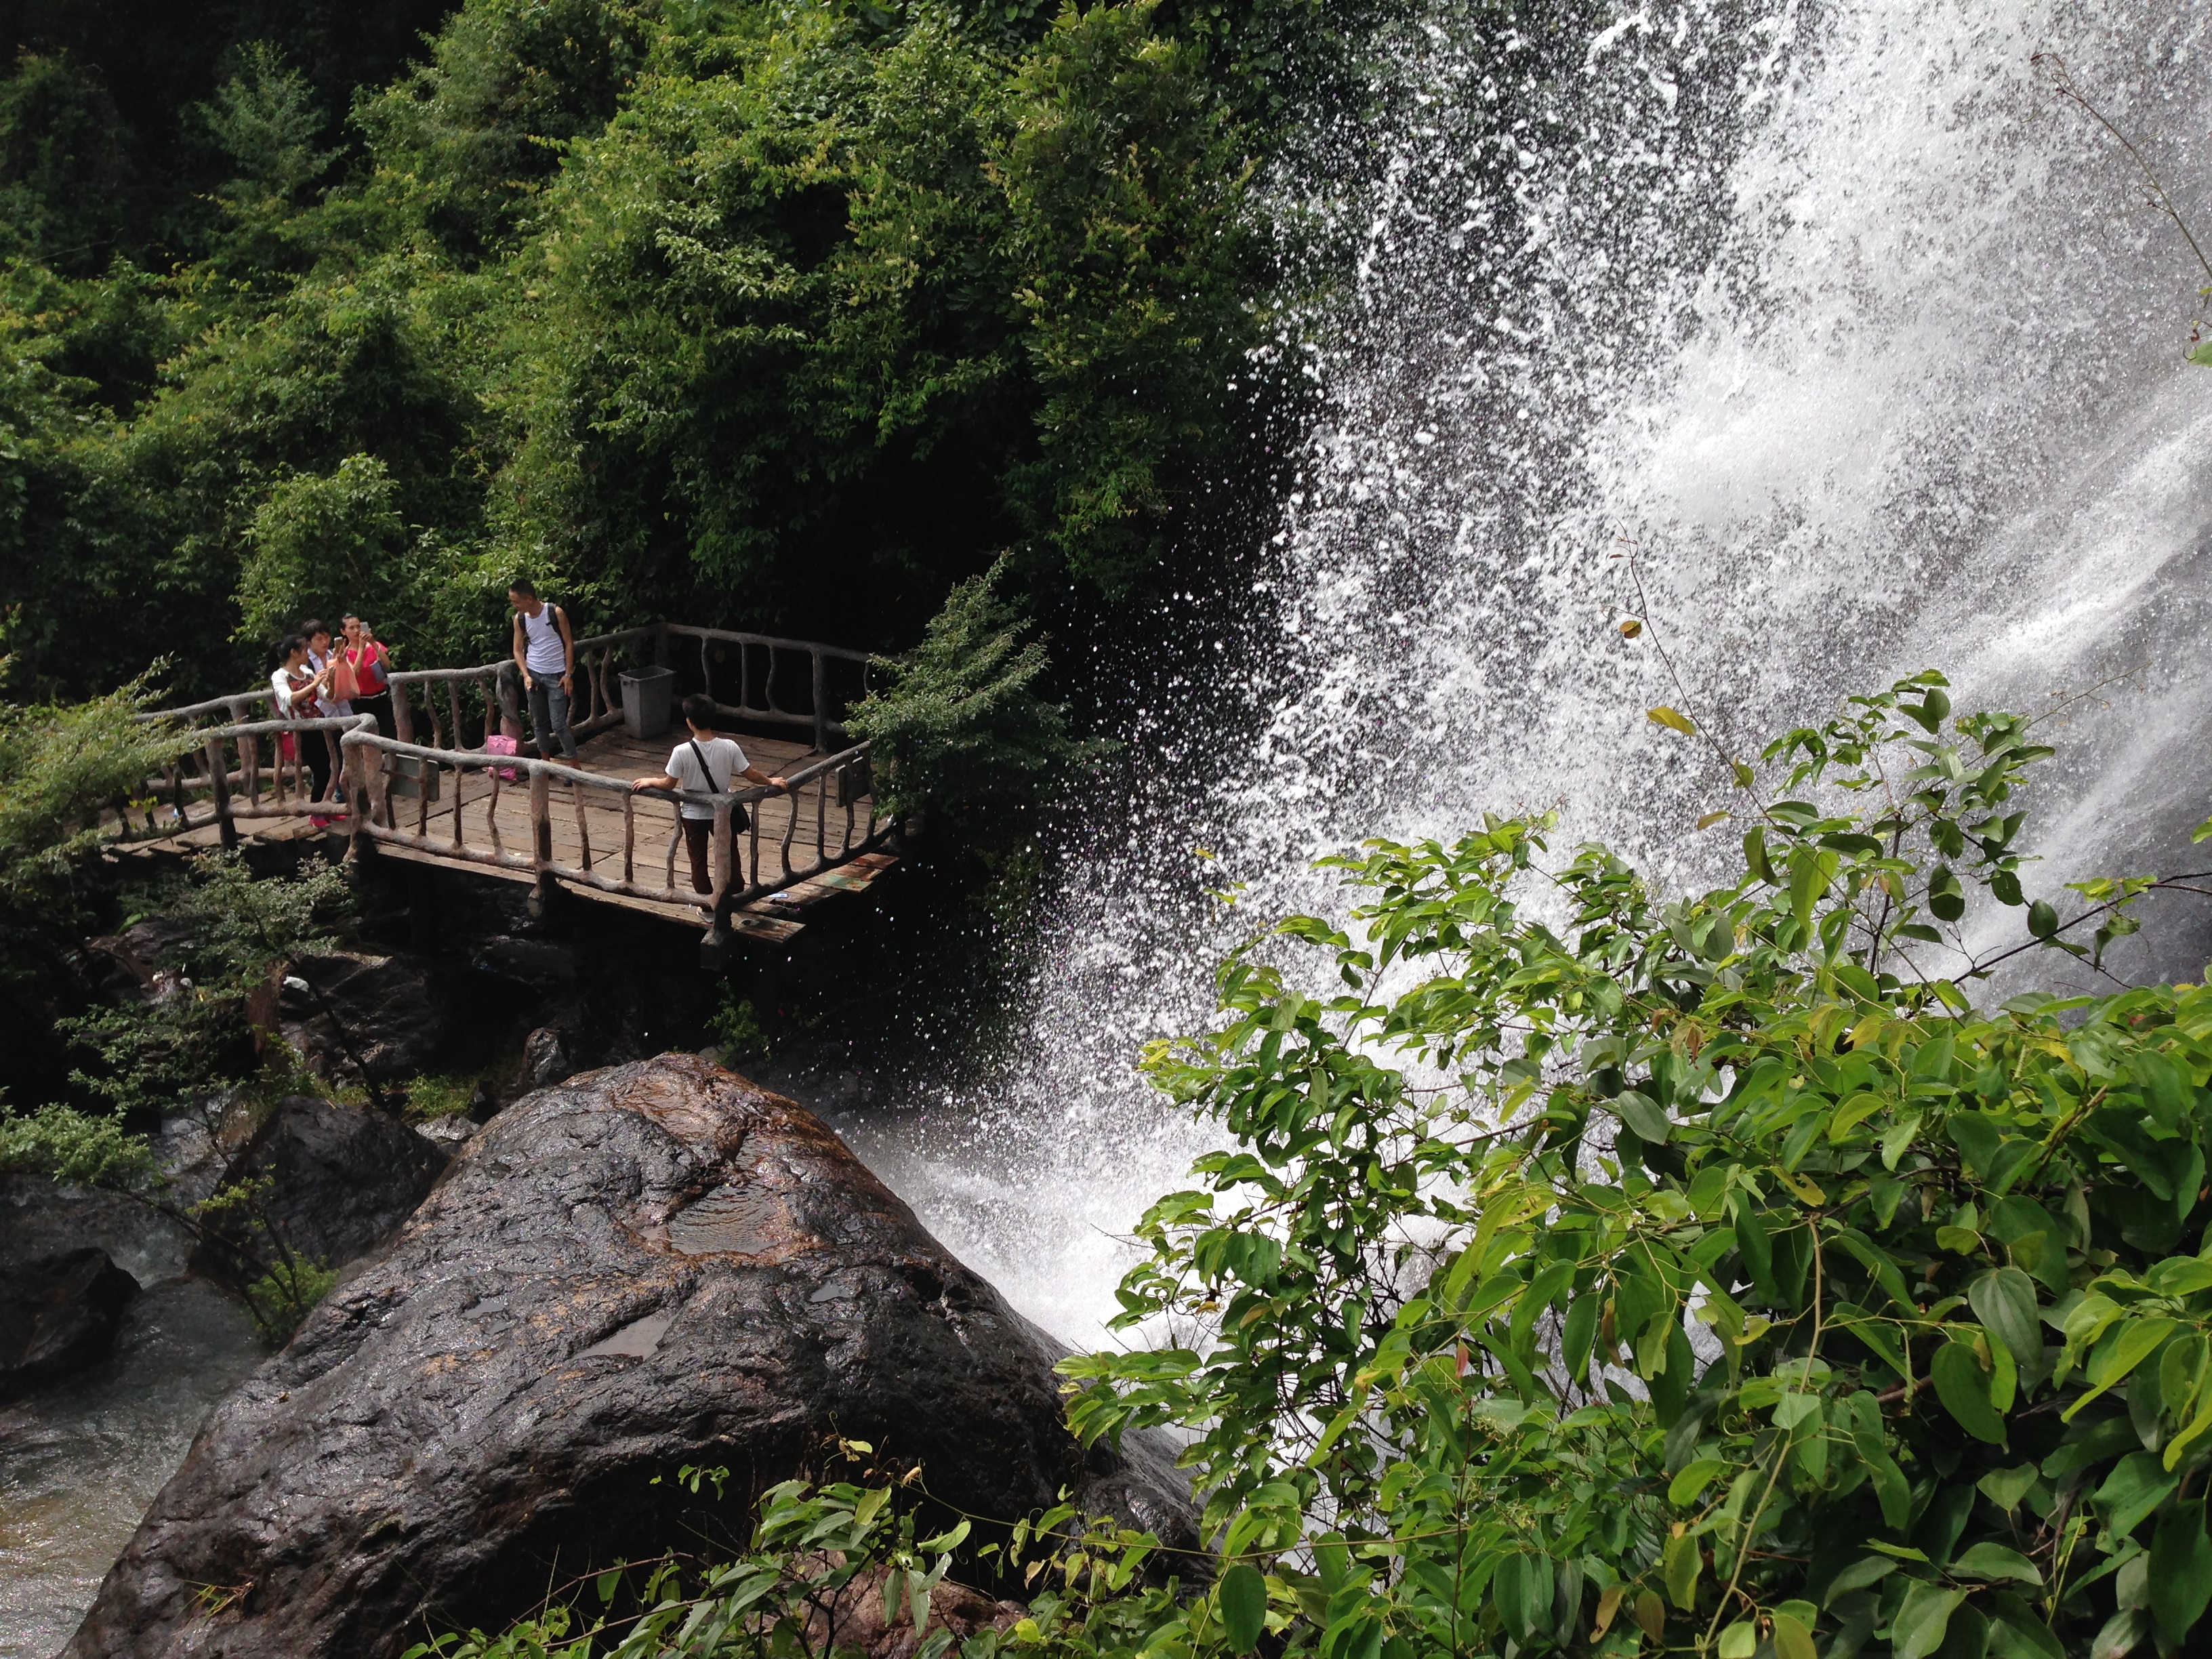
[336, 729, 886, 954]
[121, 620, 890, 958]
[664, 625, 872, 754]
[107, 714, 373, 846]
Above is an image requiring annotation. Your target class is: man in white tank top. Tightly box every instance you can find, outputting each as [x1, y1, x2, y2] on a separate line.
[508, 578, 578, 760]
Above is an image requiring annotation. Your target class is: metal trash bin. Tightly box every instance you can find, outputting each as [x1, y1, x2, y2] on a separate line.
[620, 665, 675, 739]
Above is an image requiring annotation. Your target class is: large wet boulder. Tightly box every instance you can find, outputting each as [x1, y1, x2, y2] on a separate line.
[188, 1097, 449, 1290]
[68, 1055, 1192, 1659]
[0, 1247, 141, 1395]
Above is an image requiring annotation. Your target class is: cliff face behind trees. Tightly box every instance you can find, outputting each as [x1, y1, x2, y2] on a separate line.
[0, 0, 1378, 704]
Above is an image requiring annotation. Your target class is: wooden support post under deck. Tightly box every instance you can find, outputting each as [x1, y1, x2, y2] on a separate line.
[206, 735, 237, 851]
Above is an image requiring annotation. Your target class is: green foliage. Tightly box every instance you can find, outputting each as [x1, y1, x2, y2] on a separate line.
[194, 1173, 338, 1343]
[403, 1073, 480, 1119]
[0, 52, 136, 272]
[846, 553, 1096, 815]
[237, 452, 407, 645]
[62, 850, 352, 1116]
[0, 670, 192, 907]
[0, 1101, 156, 1187]
[707, 987, 771, 1064]
[1044, 671, 2212, 1659]
[407, 1467, 1185, 1659]
[0, 0, 1359, 699]
[241, 1252, 339, 1343]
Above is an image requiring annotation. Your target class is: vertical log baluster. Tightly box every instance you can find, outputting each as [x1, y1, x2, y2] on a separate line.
[486, 764, 503, 847]
[450, 759, 466, 848]
[699, 636, 714, 710]
[622, 790, 636, 884]
[777, 780, 798, 882]
[814, 769, 826, 867]
[447, 683, 465, 752]
[711, 798, 734, 930]
[207, 735, 237, 849]
[571, 775, 592, 872]
[663, 805, 680, 895]
[392, 680, 415, 744]
[529, 764, 552, 872]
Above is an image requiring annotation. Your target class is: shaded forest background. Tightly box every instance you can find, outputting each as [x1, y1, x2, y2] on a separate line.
[0, 0, 1376, 705]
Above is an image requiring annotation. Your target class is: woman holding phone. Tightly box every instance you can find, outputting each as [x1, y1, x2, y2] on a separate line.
[341, 615, 396, 739]
[269, 634, 335, 821]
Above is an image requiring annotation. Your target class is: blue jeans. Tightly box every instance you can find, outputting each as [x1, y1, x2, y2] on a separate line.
[527, 675, 577, 760]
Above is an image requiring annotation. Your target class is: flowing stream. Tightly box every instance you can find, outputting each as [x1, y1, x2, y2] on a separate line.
[862, 0, 2212, 1351]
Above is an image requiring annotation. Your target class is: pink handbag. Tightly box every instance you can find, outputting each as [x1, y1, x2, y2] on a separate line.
[484, 733, 520, 781]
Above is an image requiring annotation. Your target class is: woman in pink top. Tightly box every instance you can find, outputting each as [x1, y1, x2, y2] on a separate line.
[341, 615, 396, 738]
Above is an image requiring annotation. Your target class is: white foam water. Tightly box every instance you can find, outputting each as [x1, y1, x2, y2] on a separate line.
[865, 0, 2212, 1349]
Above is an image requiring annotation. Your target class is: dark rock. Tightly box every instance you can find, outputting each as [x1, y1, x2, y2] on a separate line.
[278, 952, 451, 1084]
[70, 1056, 1192, 1659]
[188, 1097, 449, 1290]
[0, 1248, 141, 1395]
[518, 1024, 573, 1090]
[0, 1176, 194, 1284]
[472, 936, 578, 990]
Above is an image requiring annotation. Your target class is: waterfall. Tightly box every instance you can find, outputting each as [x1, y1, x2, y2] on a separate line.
[856, 0, 2212, 1346]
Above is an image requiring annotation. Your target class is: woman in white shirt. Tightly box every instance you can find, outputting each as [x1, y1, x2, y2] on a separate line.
[630, 693, 786, 894]
[269, 634, 335, 813]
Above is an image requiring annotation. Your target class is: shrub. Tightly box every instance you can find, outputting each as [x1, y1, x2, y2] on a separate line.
[845, 554, 1102, 817]
[1060, 671, 2212, 1659]
[0, 1101, 155, 1187]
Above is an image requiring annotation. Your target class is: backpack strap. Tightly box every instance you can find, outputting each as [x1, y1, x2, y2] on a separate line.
[687, 739, 722, 793]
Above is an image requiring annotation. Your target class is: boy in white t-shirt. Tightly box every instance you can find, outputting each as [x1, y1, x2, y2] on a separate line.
[630, 693, 787, 893]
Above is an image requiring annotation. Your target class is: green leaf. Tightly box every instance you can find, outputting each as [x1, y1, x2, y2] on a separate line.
[1218, 1562, 1268, 1654]
[1771, 1612, 1816, 1659]
[2028, 899, 2060, 939]
[1969, 1268, 2043, 1374]
[2150, 1502, 2212, 1644]
[1745, 825, 1777, 883]
[1927, 865, 1965, 922]
[2091, 1607, 2148, 1659]
[1822, 1556, 1896, 1606]
[2067, 1318, 2180, 1419]
[1662, 1529, 1702, 1610]
[1561, 1292, 1599, 1384]
[1616, 1090, 1671, 1144]
[1668, 1458, 1727, 1507]
[1950, 1542, 2041, 1584]
[1931, 1341, 2009, 1443]
[1976, 1466, 2039, 1513]
[1648, 706, 1697, 735]
[1718, 1620, 1756, 1659]
[1829, 1092, 1889, 1143]
[2095, 1452, 2179, 1541]
[1893, 1582, 1968, 1659]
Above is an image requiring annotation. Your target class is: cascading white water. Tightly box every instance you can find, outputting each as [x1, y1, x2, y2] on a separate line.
[856, 0, 2212, 1352]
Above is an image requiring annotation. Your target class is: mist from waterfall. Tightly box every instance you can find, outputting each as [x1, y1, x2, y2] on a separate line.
[848, 0, 2212, 1349]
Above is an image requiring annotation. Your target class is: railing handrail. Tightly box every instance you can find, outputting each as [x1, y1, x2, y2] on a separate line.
[661, 623, 872, 665]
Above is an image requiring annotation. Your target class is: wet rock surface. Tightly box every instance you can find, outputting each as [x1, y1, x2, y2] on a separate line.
[279, 951, 453, 1083]
[69, 1054, 1193, 1659]
[0, 1248, 142, 1395]
[188, 1097, 449, 1290]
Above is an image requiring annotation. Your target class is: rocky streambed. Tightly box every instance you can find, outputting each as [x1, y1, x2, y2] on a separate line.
[19, 1054, 1188, 1658]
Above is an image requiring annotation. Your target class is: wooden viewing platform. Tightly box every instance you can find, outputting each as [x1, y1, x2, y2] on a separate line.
[112, 623, 903, 964]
